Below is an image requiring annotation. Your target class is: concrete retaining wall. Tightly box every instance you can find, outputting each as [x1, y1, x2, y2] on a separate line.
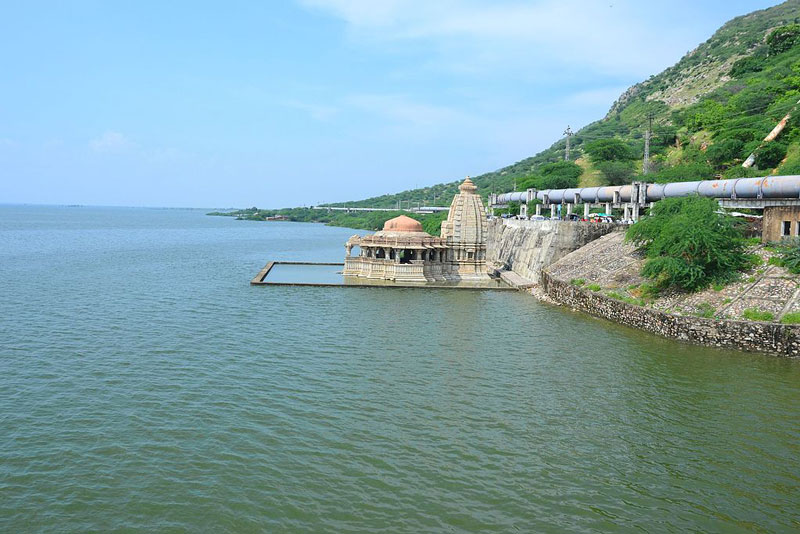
[541, 272, 800, 356]
[486, 219, 621, 283]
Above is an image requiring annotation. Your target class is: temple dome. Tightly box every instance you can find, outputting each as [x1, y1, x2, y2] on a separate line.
[383, 215, 423, 233]
[459, 176, 478, 194]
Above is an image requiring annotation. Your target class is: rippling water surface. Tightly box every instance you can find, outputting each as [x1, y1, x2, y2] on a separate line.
[1, 205, 799, 533]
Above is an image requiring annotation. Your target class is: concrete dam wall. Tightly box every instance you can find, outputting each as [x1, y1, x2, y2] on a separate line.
[486, 219, 621, 283]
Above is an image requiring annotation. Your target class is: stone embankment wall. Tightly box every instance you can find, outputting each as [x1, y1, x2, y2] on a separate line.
[486, 219, 620, 283]
[540, 231, 800, 356]
[541, 273, 800, 356]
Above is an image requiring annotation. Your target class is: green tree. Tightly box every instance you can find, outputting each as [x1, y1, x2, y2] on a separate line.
[541, 161, 583, 180]
[767, 24, 800, 56]
[755, 142, 788, 169]
[596, 161, 635, 185]
[585, 138, 636, 162]
[626, 196, 748, 291]
[730, 52, 766, 77]
[706, 138, 745, 165]
[519, 161, 583, 190]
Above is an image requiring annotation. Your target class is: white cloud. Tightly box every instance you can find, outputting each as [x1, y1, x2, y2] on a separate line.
[89, 131, 132, 153]
[345, 93, 464, 127]
[297, 0, 696, 78]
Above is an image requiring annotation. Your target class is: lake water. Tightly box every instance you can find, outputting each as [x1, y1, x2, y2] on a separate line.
[1, 205, 799, 533]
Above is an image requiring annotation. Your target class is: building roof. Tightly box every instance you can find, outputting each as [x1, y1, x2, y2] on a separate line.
[459, 176, 478, 194]
[383, 215, 424, 233]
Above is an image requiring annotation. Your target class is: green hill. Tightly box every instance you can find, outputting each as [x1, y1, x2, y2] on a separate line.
[327, 0, 800, 208]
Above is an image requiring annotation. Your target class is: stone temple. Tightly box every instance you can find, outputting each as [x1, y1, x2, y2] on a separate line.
[343, 177, 489, 283]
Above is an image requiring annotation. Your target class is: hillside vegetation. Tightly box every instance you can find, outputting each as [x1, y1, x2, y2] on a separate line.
[327, 0, 800, 208]
[208, 207, 448, 233]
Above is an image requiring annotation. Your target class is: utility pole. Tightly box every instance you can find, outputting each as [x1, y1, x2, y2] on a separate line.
[563, 126, 574, 161]
[643, 113, 653, 175]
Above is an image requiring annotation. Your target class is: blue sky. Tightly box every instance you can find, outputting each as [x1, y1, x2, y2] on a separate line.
[0, 0, 782, 208]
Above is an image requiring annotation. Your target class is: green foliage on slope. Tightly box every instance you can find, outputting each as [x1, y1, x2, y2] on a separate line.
[208, 207, 448, 233]
[519, 161, 583, 190]
[626, 196, 749, 292]
[328, 1, 800, 209]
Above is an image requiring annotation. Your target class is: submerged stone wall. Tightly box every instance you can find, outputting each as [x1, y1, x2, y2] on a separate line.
[541, 271, 800, 356]
[486, 219, 621, 282]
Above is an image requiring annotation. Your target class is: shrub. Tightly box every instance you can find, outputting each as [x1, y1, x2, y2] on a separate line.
[596, 160, 635, 186]
[715, 128, 760, 143]
[607, 291, 646, 306]
[585, 138, 637, 162]
[695, 302, 716, 318]
[730, 54, 766, 77]
[742, 308, 775, 322]
[707, 139, 745, 165]
[770, 242, 800, 273]
[541, 161, 583, 180]
[651, 162, 715, 183]
[780, 312, 800, 324]
[722, 165, 764, 179]
[626, 196, 748, 291]
[519, 161, 583, 190]
[755, 143, 788, 169]
[767, 24, 800, 56]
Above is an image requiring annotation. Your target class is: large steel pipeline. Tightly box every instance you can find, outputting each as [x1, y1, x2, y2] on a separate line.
[494, 175, 800, 205]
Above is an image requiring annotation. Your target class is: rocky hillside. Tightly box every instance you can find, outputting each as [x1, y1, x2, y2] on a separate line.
[328, 0, 800, 209]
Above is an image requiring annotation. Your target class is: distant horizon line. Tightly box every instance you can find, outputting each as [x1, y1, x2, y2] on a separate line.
[0, 202, 280, 211]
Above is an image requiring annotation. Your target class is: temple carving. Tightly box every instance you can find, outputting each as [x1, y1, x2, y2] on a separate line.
[343, 177, 489, 283]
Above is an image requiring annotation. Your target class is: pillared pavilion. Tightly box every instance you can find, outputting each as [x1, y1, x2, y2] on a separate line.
[343, 177, 489, 283]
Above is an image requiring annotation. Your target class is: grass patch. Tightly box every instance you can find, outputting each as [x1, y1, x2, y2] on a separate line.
[607, 291, 646, 306]
[570, 278, 586, 286]
[780, 312, 800, 324]
[694, 302, 716, 318]
[745, 254, 763, 268]
[587, 284, 602, 292]
[742, 308, 775, 322]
